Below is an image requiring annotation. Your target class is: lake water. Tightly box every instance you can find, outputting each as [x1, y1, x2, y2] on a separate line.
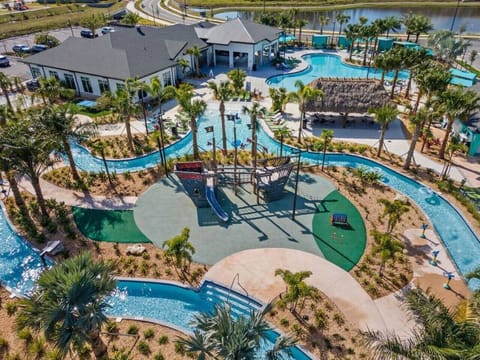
[214, 7, 480, 34]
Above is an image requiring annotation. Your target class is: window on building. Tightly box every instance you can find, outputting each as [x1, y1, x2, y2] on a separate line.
[80, 76, 93, 93]
[162, 71, 172, 86]
[49, 71, 59, 80]
[64, 74, 76, 90]
[31, 67, 42, 79]
[98, 79, 110, 94]
[116, 83, 125, 92]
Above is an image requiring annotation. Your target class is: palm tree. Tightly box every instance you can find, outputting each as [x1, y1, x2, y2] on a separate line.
[377, 198, 409, 233]
[274, 126, 291, 157]
[162, 227, 195, 274]
[186, 45, 201, 77]
[336, 12, 351, 38]
[364, 288, 480, 358]
[403, 107, 429, 170]
[403, 48, 428, 99]
[369, 105, 399, 157]
[413, 61, 451, 115]
[370, 230, 404, 276]
[0, 73, 13, 111]
[208, 80, 232, 154]
[344, 23, 362, 61]
[383, 16, 401, 38]
[437, 88, 480, 159]
[318, 13, 330, 35]
[269, 87, 288, 113]
[297, 19, 308, 44]
[441, 135, 467, 180]
[412, 14, 433, 43]
[470, 49, 478, 65]
[287, 80, 323, 143]
[428, 30, 471, 65]
[319, 129, 334, 171]
[275, 269, 317, 314]
[110, 82, 140, 152]
[242, 102, 267, 171]
[1, 115, 56, 219]
[178, 303, 297, 359]
[185, 99, 207, 160]
[360, 23, 376, 66]
[91, 140, 113, 187]
[384, 48, 404, 99]
[16, 253, 116, 359]
[177, 58, 190, 78]
[40, 104, 96, 183]
[372, 52, 390, 84]
[227, 68, 247, 96]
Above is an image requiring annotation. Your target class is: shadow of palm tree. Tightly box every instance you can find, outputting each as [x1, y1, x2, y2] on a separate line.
[72, 207, 123, 239]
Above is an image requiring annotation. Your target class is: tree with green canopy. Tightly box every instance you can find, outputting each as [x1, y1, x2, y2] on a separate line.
[377, 198, 410, 233]
[162, 227, 195, 275]
[227, 68, 247, 96]
[369, 105, 399, 157]
[16, 253, 116, 359]
[275, 269, 318, 314]
[370, 230, 404, 276]
[208, 80, 232, 154]
[242, 102, 267, 172]
[186, 45, 201, 77]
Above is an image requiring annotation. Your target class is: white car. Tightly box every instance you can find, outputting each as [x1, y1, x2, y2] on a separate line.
[0, 55, 9, 67]
[101, 27, 115, 35]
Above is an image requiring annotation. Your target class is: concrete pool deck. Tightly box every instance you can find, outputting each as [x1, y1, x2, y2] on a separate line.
[133, 172, 336, 265]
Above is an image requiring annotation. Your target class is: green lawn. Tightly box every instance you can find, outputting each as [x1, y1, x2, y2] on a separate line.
[312, 190, 366, 271]
[72, 207, 151, 243]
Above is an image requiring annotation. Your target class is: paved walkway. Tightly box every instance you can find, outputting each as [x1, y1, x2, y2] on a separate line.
[204, 248, 416, 337]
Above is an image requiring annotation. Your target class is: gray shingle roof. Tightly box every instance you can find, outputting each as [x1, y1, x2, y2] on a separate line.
[22, 25, 208, 80]
[202, 18, 281, 45]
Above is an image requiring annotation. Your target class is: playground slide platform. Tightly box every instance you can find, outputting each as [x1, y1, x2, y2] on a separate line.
[205, 178, 229, 222]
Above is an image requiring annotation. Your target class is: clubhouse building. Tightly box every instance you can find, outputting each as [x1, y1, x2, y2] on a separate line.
[22, 18, 281, 98]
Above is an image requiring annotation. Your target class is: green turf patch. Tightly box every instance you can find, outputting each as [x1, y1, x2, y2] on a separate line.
[72, 207, 151, 243]
[312, 191, 366, 271]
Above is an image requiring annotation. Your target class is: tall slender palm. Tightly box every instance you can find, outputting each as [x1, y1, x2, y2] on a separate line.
[336, 12, 351, 38]
[297, 19, 308, 44]
[413, 61, 451, 114]
[360, 23, 376, 66]
[287, 80, 323, 143]
[437, 88, 480, 159]
[1, 115, 56, 219]
[208, 80, 232, 154]
[370, 230, 404, 275]
[177, 58, 190, 78]
[383, 16, 401, 38]
[344, 23, 362, 61]
[412, 14, 433, 43]
[383, 48, 403, 98]
[186, 45, 201, 77]
[40, 104, 96, 182]
[364, 288, 480, 358]
[403, 48, 428, 99]
[441, 135, 467, 180]
[372, 52, 390, 84]
[242, 102, 267, 170]
[227, 68, 247, 96]
[369, 105, 399, 157]
[110, 86, 138, 152]
[16, 253, 116, 359]
[318, 13, 330, 35]
[178, 302, 297, 359]
[403, 107, 429, 170]
[320, 129, 334, 171]
[377, 198, 410, 233]
[185, 99, 207, 160]
[35, 76, 75, 105]
[0, 73, 13, 111]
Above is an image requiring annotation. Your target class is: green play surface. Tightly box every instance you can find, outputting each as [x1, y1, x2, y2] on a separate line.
[72, 207, 151, 243]
[312, 191, 366, 271]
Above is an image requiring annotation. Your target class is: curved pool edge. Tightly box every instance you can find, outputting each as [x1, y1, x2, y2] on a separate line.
[110, 277, 316, 360]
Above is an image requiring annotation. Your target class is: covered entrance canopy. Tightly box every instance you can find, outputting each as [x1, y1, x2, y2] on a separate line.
[200, 18, 281, 71]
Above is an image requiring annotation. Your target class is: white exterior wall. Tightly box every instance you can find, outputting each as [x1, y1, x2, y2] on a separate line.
[213, 40, 279, 70]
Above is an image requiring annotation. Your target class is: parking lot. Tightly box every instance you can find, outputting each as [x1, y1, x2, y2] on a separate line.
[1, 26, 92, 80]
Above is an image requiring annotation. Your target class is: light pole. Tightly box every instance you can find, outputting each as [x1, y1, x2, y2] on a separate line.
[292, 149, 302, 220]
[228, 117, 238, 195]
[206, 126, 217, 172]
[450, 0, 461, 32]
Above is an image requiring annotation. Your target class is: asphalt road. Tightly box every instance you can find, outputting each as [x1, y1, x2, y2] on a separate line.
[140, 0, 199, 25]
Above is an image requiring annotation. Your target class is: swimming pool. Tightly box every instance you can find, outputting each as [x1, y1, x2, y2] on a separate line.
[108, 279, 312, 359]
[266, 53, 409, 92]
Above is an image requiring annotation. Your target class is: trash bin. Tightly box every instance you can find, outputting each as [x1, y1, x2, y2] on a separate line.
[171, 126, 178, 137]
[252, 64, 257, 71]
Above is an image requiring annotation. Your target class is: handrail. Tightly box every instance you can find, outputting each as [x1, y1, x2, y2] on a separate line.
[227, 273, 251, 306]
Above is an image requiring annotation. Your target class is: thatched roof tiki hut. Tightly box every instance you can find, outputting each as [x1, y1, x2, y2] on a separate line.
[305, 78, 392, 127]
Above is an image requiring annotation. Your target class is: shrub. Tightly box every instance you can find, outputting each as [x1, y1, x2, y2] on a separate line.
[127, 324, 139, 335]
[333, 313, 345, 326]
[17, 327, 33, 343]
[315, 309, 328, 330]
[137, 340, 151, 355]
[143, 328, 155, 340]
[279, 318, 289, 327]
[104, 320, 119, 334]
[154, 353, 165, 360]
[28, 337, 46, 358]
[158, 335, 169, 345]
[174, 342, 186, 355]
[5, 301, 17, 316]
[0, 337, 8, 350]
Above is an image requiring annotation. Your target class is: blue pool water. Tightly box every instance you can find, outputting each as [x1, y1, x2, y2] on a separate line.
[0, 204, 45, 296]
[108, 279, 312, 359]
[266, 53, 409, 91]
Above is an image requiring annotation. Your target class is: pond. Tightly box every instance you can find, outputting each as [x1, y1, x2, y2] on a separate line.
[214, 7, 480, 34]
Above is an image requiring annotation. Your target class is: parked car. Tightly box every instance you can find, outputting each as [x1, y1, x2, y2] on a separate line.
[12, 44, 31, 53]
[101, 26, 115, 34]
[26, 79, 39, 91]
[31, 44, 48, 53]
[0, 55, 9, 67]
[80, 30, 98, 39]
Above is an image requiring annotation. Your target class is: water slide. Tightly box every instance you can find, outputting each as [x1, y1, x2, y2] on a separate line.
[205, 178, 229, 222]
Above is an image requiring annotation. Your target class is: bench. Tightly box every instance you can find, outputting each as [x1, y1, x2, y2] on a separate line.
[330, 213, 349, 226]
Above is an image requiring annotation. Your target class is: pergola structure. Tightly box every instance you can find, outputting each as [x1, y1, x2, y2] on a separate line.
[305, 78, 393, 127]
